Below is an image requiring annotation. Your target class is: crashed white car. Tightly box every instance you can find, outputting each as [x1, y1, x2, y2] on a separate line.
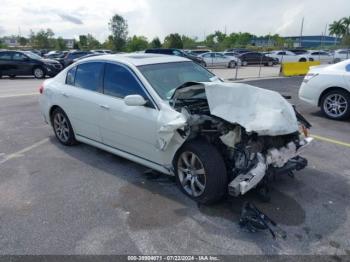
[39, 54, 312, 204]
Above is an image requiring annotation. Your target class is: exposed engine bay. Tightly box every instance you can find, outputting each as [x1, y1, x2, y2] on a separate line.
[168, 82, 313, 196]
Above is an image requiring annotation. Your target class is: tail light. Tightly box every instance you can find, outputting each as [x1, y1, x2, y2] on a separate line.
[39, 83, 44, 94]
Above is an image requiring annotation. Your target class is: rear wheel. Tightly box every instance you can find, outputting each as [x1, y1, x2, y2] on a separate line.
[321, 90, 350, 120]
[228, 61, 236, 68]
[51, 108, 77, 145]
[174, 140, 227, 204]
[299, 58, 307, 62]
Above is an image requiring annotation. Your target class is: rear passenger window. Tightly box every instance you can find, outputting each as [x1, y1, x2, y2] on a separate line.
[75, 62, 104, 92]
[0, 52, 12, 60]
[103, 63, 146, 99]
[66, 66, 77, 85]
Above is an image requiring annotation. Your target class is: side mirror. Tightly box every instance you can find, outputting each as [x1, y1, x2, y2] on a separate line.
[124, 94, 147, 106]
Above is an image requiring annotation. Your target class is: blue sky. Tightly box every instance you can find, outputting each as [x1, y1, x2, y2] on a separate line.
[0, 0, 349, 41]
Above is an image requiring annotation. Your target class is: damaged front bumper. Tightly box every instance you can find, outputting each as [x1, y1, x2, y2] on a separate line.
[228, 137, 313, 197]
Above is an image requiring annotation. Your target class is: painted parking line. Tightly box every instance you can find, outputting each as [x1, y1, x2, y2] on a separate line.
[0, 93, 38, 98]
[0, 138, 49, 165]
[311, 134, 350, 148]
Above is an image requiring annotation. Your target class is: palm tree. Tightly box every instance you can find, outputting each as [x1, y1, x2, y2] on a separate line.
[329, 20, 346, 45]
[341, 16, 350, 35]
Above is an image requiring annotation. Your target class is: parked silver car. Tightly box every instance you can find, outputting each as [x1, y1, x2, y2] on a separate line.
[198, 52, 237, 68]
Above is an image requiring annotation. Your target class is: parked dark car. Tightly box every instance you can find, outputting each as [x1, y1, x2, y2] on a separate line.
[238, 52, 277, 66]
[56, 51, 92, 67]
[0, 50, 63, 79]
[145, 48, 206, 66]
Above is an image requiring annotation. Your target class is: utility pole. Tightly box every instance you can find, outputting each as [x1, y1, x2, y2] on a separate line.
[299, 17, 304, 47]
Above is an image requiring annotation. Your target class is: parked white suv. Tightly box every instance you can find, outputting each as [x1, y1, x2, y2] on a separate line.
[39, 54, 312, 204]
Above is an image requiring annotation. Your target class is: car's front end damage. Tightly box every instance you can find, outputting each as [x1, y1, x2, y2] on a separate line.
[161, 81, 312, 198]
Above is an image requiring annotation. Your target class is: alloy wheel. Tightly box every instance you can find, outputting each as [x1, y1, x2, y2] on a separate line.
[34, 68, 44, 78]
[177, 151, 206, 197]
[323, 93, 348, 118]
[53, 112, 70, 143]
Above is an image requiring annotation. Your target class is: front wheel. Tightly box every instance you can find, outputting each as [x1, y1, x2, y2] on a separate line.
[33, 67, 45, 79]
[51, 108, 77, 145]
[174, 140, 227, 204]
[321, 90, 350, 120]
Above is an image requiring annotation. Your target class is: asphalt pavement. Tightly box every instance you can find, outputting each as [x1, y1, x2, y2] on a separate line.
[0, 76, 349, 256]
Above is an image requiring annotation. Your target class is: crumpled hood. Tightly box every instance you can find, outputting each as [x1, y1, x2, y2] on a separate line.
[172, 82, 299, 136]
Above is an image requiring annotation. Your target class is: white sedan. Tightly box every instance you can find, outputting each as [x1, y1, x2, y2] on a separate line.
[266, 50, 300, 63]
[198, 52, 237, 68]
[299, 59, 350, 120]
[39, 54, 312, 204]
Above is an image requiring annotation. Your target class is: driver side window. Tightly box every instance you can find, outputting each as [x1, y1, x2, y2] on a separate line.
[103, 63, 147, 99]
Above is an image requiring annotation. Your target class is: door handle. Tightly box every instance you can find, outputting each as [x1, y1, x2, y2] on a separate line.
[61, 92, 69, 98]
[99, 104, 110, 110]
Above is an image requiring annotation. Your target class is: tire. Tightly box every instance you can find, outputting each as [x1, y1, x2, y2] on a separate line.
[267, 61, 273, 66]
[228, 61, 236, 68]
[174, 140, 227, 204]
[242, 61, 248, 66]
[320, 89, 350, 120]
[202, 62, 207, 67]
[309, 58, 314, 62]
[51, 107, 77, 145]
[334, 58, 341, 63]
[299, 58, 307, 62]
[9, 75, 16, 79]
[33, 66, 45, 79]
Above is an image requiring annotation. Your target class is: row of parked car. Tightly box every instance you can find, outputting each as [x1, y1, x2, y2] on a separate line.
[0, 49, 114, 79]
[1, 47, 349, 79]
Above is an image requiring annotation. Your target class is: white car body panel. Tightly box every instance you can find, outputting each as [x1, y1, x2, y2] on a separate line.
[299, 59, 350, 106]
[39, 54, 309, 183]
[267, 50, 300, 63]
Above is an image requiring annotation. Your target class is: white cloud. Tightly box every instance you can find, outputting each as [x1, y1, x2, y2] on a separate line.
[0, 0, 349, 41]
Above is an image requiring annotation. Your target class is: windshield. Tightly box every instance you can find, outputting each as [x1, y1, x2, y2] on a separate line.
[24, 51, 42, 60]
[138, 61, 216, 99]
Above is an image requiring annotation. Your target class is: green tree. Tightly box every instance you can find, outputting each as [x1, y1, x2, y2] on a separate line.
[163, 33, 183, 48]
[341, 16, 350, 35]
[329, 20, 346, 39]
[126, 35, 148, 51]
[29, 28, 55, 49]
[54, 37, 67, 50]
[102, 35, 115, 50]
[108, 14, 128, 51]
[150, 37, 162, 48]
[18, 36, 28, 46]
[181, 35, 198, 49]
[78, 35, 88, 49]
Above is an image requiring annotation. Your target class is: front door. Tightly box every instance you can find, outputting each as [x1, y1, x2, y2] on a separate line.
[98, 62, 161, 163]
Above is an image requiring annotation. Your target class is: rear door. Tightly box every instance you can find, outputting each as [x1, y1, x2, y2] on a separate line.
[12, 52, 33, 75]
[0, 52, 13, 75]
[214, 53, 228, 67]
[60, 62, 105, 142]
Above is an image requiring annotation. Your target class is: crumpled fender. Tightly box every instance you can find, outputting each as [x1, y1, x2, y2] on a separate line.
[156, 107, 187, 151]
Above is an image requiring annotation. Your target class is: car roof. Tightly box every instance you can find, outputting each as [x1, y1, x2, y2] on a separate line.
[78, 53, 190, 66]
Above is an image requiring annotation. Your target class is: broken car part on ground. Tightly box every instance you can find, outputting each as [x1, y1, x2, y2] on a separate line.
[163, 82, 312, 204]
